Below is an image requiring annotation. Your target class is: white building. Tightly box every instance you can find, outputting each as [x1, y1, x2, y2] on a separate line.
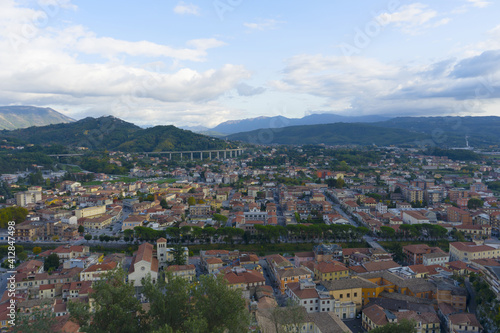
[128, 243, 158, 287]
[422, 252, 449, 266]
[15, 190, 42, 207]
[286, 280, 356, 318]
[156, 238, 188, 270]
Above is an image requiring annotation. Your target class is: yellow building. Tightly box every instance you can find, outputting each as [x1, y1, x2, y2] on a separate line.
[314, 261, 349, 281]
[276, 267, 312, 294]
[361, 271, 437, 304]
[166, 264, 196, 282]
[80, 214, 114, 230]
[449, 241, 500, 262]
[216, 193, 228, 201]
[320, 278, 369, 311]
[75, 205, 106, 219]
[209, 200, 222, 210]
[39, 284, 57, 299]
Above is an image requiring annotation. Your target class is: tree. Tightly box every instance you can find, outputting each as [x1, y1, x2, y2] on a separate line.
[142, 273, 248, 333]
[12, 300, 56, 333]
[44, 253, 60, 272]
[84, 234, 92, 242]
[124, 229, 134, 240]
[69, 268, 146, 333]
[370, 319, 417, 333]
[380, 226, 395, 239]
[142, 273, 191, 332]
[67, 299, 92, 328]
[212, 213, 228, 223]
[17, 251, 28, 262]
[32, 247, 42, 255]
[193, 274, 249, 333]
[270, 299, 306, 333]
[187, 197, 196, 206]
[150, 326, 175, 333]
[160, 198, 169, 209]
[169, 244, 187, 266]
[0, 206, 29, 228]
[78, 225, 85, 233]
[468, 198, 484, 210]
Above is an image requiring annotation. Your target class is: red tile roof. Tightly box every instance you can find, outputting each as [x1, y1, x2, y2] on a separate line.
[315, 261, 348, 274]
[287, 282, 319, 299]
[362, 304, 388, 326]
[224, 270, 265, 285]
[166, 264, 196, 272]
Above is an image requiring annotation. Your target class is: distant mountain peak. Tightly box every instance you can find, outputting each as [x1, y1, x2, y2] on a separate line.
[210, 113, 391, 134]
[0, 105, 75, 130]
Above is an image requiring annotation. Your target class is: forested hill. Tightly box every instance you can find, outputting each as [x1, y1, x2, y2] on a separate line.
[0, 116, 233, 152]
[372, 116, 500, 147]
[227, 116, 500, 147]
[227, 122, 430, 146]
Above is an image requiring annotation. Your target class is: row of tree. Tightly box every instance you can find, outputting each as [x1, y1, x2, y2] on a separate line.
[115, 223, 370, 246]
[378, 223, 448, 240]
[64, 269, 247, 333]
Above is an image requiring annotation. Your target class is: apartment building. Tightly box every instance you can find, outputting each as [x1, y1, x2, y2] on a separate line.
[449, 242, 500, 262]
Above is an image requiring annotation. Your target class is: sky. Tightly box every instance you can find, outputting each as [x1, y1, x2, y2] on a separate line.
[0, 0, 500, 128]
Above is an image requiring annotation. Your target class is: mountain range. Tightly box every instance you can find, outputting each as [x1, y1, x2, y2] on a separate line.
[0, 106, 74, 130]
[192, 113, 392, 135]
[1, 106, 498, 149]
[227, 122, 429, 146]
[0, 116, 233, 152]
[227, 116, 500, 148]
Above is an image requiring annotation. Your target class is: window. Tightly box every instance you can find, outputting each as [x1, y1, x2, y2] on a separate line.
[340, 294, 343, 298]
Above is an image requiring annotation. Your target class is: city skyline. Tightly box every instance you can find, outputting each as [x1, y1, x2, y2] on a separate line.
[1, 0, 499, 127]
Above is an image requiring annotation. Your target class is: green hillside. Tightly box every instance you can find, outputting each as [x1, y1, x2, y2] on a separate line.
[373, 116, 500, 147]
[227, 122, 430, 146]
[116, 125, 233, 152]
[0, 116, 233, 152]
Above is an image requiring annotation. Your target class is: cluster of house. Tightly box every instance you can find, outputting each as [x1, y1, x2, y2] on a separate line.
[0, 237, 499, 332]
[1, 145, 499, 247]
[250, 240, 491, 333]
[0, 239, 189, 331]
[5, 176, 347, 244]
[330, 177, 499, 238]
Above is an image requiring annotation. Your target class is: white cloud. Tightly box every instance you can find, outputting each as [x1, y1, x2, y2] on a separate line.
[467, 0, 492, 8]
[376, 3, 449, 35]
[271, 51, 500, 117]
[75, 34, 225, 61]
[173, 1, 200, 16]
[452, 0, 492, 14]
[244, 19, 282, 31]
[0, 0, 252, 126]
[460, 24, 500, 56]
